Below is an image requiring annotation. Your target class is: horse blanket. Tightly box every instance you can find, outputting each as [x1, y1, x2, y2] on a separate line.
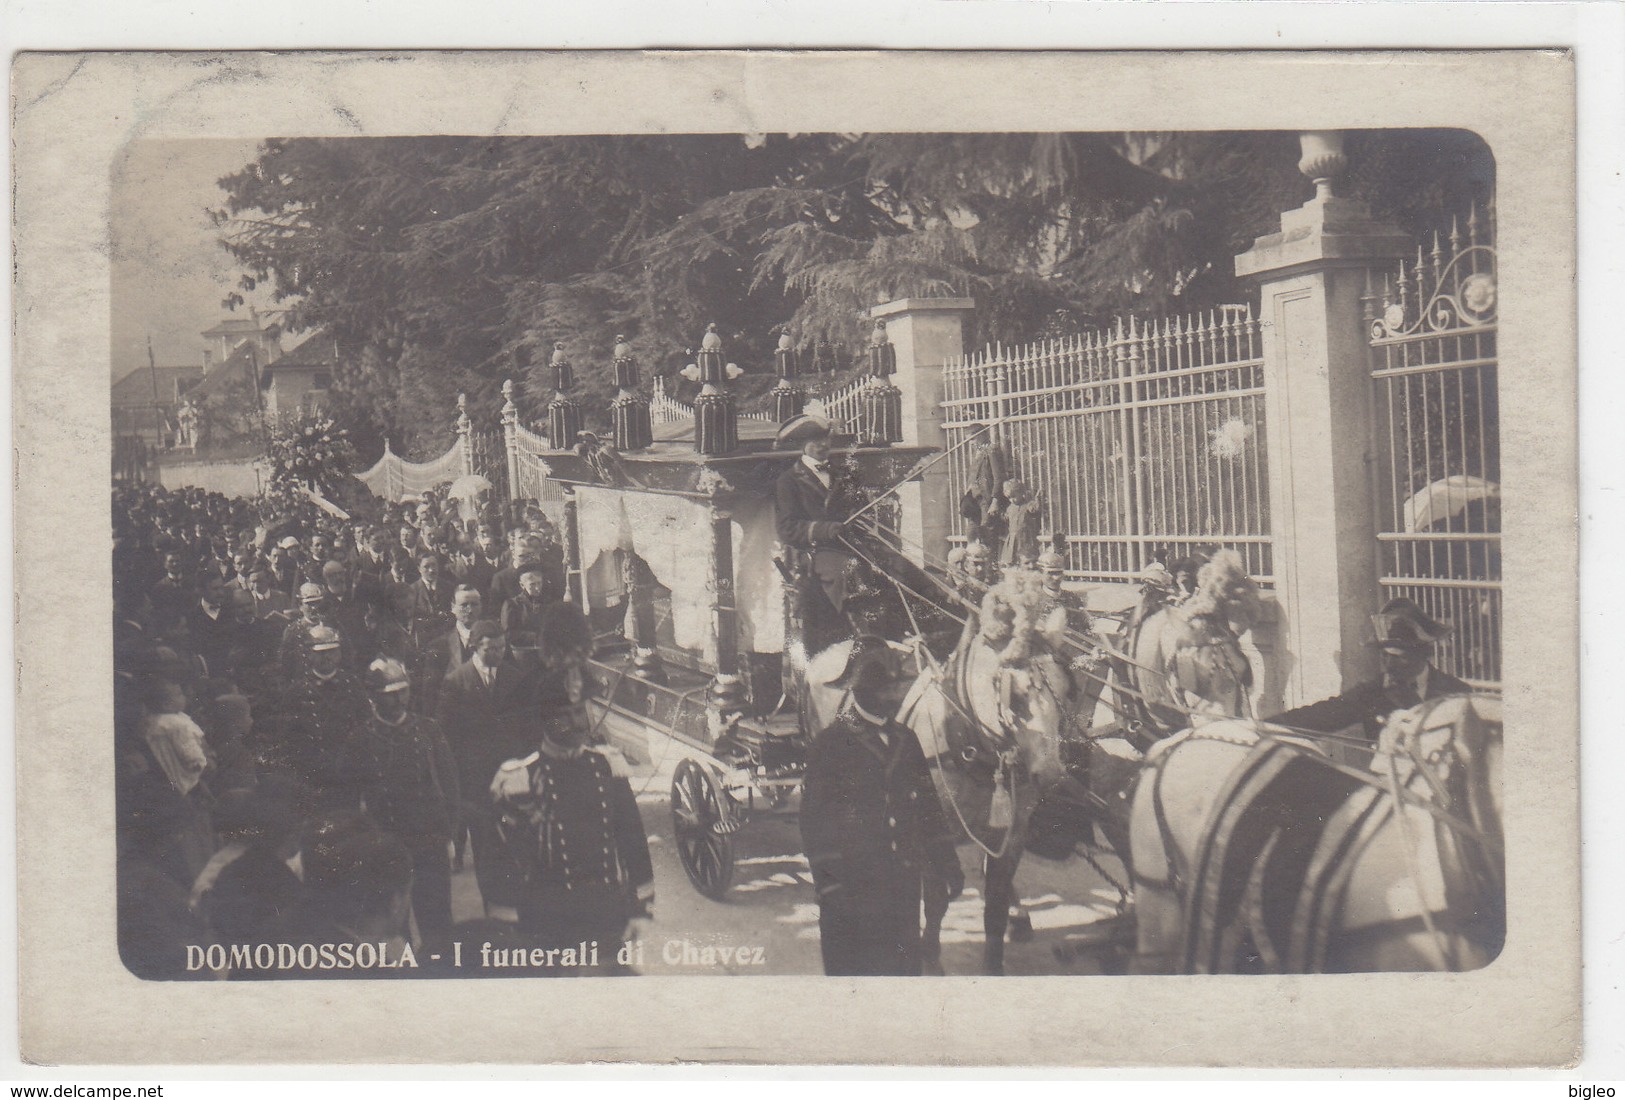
[1180, 739, 1370, 974]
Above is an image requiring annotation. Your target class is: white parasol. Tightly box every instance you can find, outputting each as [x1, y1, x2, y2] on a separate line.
[1402, 474, 1499, 532]
[446, 473, 494, 522]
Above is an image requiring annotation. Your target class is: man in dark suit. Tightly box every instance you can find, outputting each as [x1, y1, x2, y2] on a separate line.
[149, 551, 196, 637]
[186, 575, 237, 678]
[247, 568, 295, 622]
[800, 635, 963, 976]
[1267, 597, 1473, 746]
[434, 620, 538, 913]
[416, 583, 482, 717]
[322, 560, 372, 670]
[404, 552, 453, 646]
[452, 526, 502, 604]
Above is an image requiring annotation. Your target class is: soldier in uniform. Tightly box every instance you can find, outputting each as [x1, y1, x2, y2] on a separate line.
[261, 624, 369, 814]
[800, 635, 962, 976]
[351, 657, 459, 953]
[277, 582, 332, 685]
[1033, 534, 1099, 690]
[490, 665, 653, 973]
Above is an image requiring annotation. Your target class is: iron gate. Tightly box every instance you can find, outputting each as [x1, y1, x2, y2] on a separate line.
[1367, 210, 1500, 688]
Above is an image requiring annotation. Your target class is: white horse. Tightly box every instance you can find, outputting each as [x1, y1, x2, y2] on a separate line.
[1129, 695, 1503, 973]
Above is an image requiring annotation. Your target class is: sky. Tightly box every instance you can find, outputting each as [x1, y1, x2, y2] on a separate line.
[109, 138, 282, 380]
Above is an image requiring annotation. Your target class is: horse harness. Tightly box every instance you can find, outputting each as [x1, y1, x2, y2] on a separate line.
[1145, 699, 1503, 973]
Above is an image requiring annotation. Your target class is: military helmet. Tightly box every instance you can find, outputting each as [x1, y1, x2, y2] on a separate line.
[364, 657, 410, 693]
[306, 624, 342, 651]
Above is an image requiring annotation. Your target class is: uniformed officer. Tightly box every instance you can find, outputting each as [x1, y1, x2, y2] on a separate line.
[800, 635, 962, 976]
[261, 624, 369, 814]
[352, 657, 459, 953]
[1034, 535, 1099, 687]
[490, 690, 654, 972]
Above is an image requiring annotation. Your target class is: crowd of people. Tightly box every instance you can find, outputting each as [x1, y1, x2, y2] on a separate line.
[113, 482, 653, 980]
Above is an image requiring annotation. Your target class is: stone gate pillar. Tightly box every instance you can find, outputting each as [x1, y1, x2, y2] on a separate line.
[1235, 132, 1412, 707]
[865, 297, 975, 567]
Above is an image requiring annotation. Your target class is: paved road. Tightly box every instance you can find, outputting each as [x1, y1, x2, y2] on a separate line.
[450, 788, 1133, 977]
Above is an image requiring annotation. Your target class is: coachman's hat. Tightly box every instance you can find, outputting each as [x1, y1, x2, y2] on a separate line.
[830, 633, 904, 690]
[1369, 597, 1451, 652]
[775, 413, 835, 451]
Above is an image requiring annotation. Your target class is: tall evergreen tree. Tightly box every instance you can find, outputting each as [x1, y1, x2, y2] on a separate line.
[212, 129, 1491, 458]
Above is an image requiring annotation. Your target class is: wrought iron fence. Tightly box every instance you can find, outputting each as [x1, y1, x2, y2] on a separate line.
[650, 375, 772, 425]
[1367, 209, 1500, 687]
[941, 308, 1272, 584]
[466, 426, 510, 502]
[813, 375, 868, 432]
[507, 419, 564, 507]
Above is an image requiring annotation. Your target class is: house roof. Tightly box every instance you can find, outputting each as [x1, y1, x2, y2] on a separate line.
[266, 329, 340, 371]
[200, 317, 272, 338]
[111, 365, 203, 407]
[186, 349, 259, 401]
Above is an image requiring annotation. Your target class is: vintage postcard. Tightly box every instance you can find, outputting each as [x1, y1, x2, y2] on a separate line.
[12, 49, 1578, 1066]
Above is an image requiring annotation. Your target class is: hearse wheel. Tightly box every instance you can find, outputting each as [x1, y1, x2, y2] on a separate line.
[671, 758, 737, 899]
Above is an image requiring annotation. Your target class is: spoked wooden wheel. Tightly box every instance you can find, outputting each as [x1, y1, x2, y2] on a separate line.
[671, 758, 737, 899]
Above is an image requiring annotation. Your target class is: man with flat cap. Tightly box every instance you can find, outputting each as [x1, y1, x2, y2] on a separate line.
[775, 414, 860, 651]
[1266, 596, 1473, 746]
[800, 635, 962, 976]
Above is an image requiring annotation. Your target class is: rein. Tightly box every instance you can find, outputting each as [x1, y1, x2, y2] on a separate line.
[877, 547, 1027, 862]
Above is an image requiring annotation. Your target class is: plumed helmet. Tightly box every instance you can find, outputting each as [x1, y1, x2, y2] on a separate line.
[364, 657, 411, 693]
[1037, 532, 1067, 571]
[537, 601, 591, 657]
[306, 624, 342, 651]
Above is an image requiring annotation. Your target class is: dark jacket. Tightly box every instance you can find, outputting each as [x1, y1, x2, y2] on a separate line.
[454, 554, 499, 603]
[775, 460, 843, 551]
[350, 713, 460, 842]
[1268, 665, 1474, 742]
[416, 625, 472, 717]
[433, 658, 538, 798]
[497, 747, 653, 942]
[186, 600, 238, 677]
[799, 708, 958, 976]
[402, 579, 452, 641]
[260, 670, 370, 808]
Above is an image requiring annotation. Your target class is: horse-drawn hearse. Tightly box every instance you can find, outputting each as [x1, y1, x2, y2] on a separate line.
[523, 332, 1504, 977]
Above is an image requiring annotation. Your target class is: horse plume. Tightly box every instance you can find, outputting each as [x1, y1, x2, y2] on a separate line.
[1179, 548, 1257, 628]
